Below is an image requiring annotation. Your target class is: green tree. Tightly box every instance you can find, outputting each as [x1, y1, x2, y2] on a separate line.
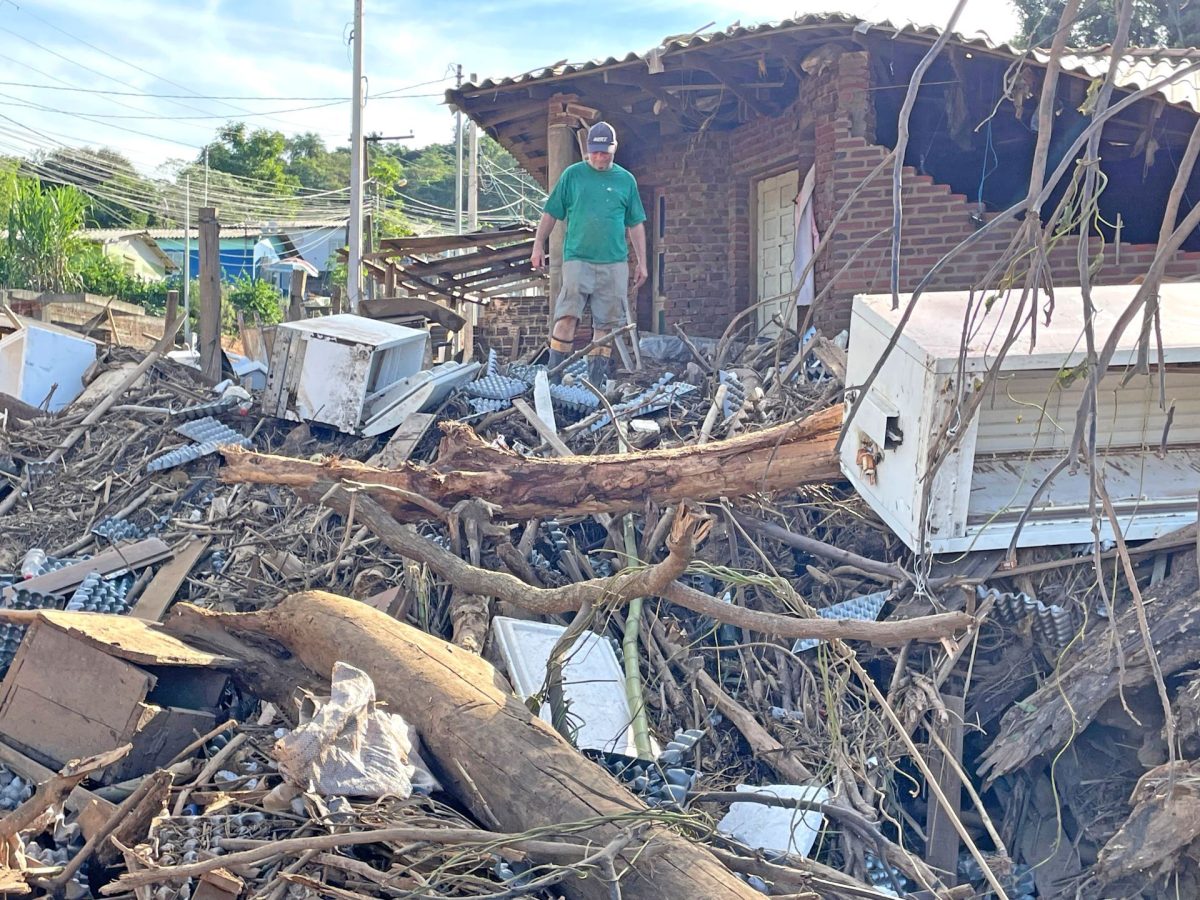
[32, 147, 161, 228]
[285, 133, 349, 192]
[1012, 0, 1200, 47]
[200, 123, 299, 194]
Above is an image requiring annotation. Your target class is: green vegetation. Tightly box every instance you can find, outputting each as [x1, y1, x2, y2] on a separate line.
[0, 171, 87, 293]
[1012, 0, 1200, 47]
[225, 273, 284, 326]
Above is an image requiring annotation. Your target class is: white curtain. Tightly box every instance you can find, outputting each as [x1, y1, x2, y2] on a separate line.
[793, 166, 818, 308]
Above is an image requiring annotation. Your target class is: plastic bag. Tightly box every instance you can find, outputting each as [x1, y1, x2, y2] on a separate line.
[273, 662, 437, 798]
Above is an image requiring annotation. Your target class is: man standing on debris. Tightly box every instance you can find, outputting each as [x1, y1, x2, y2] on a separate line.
[531, 121, 647, 385]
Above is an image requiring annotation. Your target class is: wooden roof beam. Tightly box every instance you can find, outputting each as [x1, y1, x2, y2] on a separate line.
[687, 57, 778, 117]
[602, 71, 688, 129]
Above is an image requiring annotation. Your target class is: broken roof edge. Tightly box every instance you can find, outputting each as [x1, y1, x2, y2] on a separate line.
[447, 14, 1200, 113]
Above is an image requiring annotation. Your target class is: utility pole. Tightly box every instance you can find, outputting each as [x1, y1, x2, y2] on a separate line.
[454, 63, 464, 234]
[467, 71, 479, 233]
[348, 0, 366, 312]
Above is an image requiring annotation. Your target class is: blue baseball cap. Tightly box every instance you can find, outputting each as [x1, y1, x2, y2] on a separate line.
[586, 121, 617, 153]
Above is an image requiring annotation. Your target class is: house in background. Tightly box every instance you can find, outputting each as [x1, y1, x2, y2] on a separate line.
[447, 16, 1200, 340]
[153, 219, 347, 284]
[78, 229, 178, 281]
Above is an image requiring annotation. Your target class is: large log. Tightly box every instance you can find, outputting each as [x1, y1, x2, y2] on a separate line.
[978, 555, 1200, 785]
[165, 593, 763, 900]
[221, 404, 843, 521]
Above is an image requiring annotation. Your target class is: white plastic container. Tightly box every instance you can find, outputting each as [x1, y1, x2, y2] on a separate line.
[717, 783, 830, 857]
[491, 616, 641, 757]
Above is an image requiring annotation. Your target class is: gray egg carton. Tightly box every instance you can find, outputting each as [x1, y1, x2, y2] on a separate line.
[147, 437, 248, 474]
[91, 515, 147, 542]
[510, 359, 587, 385]
[980, 585, 1080, 649]
[463, 373, 529, 402]
[171, 395, 238, 421]
[64, 570, 134, 614]
[719, 370, 748, 419]
[467, 397, 511, 415]
[174, 416, 249, 445]
[792, 590, 890, 653]
[0, 765, 33, 811]
[588, 374, 698, 432]
[549, 382, 599, 414]
[485, 347, 501, 378]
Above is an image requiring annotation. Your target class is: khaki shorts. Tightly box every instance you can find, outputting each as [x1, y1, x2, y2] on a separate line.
[553, 260, 628, 329]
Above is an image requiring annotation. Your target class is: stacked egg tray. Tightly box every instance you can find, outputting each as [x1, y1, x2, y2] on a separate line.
[0, 553, 137, 676]
[143, 812, 278, 900]
[0, 763, 33, 811]
[145, 417, 252, 474]
[583, 728, 705, 809]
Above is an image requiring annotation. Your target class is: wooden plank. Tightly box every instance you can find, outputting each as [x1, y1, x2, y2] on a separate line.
[0, 624, 151, 769]
[37, 611, 240, 668]
[131, 537, 213, 622]
[287, 269, 307, 322]
[361, 296, 465, 331]
[198, 207, 222, 384]
[2, 538, 172, 602]
[512, 398, 570, 456]
[368, 412, 436, 469]
[925, 693, 965, 882]
[5, 539, 171, 600]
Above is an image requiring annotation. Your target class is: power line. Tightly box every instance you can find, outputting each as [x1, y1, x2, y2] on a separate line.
[0, 77, 452, 102]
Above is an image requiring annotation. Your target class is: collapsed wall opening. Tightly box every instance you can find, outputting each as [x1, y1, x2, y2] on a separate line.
[869, 39, 1200, 250]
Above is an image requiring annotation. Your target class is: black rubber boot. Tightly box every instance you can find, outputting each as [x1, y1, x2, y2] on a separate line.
[547, 347, 569, 382]
[586, 353, 611, 388]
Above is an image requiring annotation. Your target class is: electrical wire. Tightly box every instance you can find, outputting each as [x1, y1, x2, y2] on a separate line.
[0, 76, 453, 102]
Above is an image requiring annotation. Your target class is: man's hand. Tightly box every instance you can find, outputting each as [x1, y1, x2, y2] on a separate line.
[632, 260, 648, 289]
[531, 244, 546, 270]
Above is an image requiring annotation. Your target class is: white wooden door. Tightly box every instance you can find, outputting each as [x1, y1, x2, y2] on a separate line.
[756, 170, 799, 337]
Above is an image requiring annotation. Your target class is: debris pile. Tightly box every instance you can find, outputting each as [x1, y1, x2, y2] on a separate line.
[0, 313, 1194, 900]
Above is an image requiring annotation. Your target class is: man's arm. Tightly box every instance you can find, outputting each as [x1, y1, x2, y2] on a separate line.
[531, 211, 558, 270]
[627, 222, 648, 289]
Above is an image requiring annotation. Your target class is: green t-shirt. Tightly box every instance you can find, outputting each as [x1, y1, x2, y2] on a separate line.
[543, 161, 647, 264]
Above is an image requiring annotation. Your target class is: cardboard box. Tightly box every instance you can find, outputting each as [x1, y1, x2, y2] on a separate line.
[0, 612, 238, 784]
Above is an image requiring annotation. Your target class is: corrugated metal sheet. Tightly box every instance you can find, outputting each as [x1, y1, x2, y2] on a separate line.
[455, 15, 1200, 113]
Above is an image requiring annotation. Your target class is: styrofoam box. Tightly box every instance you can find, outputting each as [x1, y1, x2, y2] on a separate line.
[718, 783, 830, 857]
[491, 616, 640, 757]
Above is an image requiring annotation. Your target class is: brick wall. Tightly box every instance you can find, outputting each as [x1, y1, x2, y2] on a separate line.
[631, 133, 737, 336]
[581, 47, 1200, 340]
[474, 293, 549, 360]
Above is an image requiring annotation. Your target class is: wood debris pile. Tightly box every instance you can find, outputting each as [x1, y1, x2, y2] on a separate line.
[0, 326, 1194, 900]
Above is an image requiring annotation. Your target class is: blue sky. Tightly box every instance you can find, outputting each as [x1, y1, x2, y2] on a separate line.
[0, 0, 1021, 176]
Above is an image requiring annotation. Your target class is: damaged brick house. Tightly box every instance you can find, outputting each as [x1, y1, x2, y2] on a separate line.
[447, 15, 1200, 345]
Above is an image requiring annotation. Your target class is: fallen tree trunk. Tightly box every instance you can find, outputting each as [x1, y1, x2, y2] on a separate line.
[323, 491, 973, 646]
[164, 592, 761, 900]
[978, 556, 1200, 785]
[221, 404, 843, 521]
